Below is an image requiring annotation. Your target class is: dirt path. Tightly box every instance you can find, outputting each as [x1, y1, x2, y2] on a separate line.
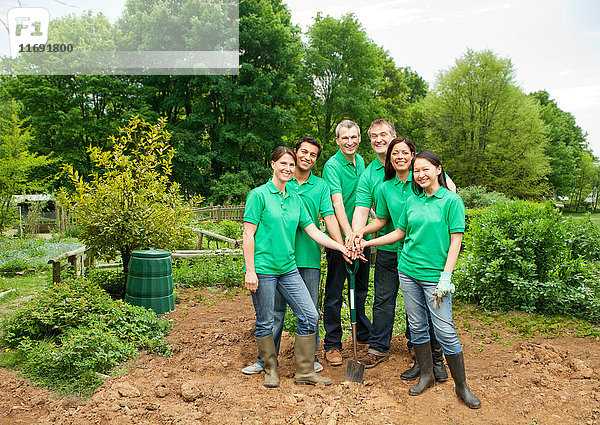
[1, 288, 599, 425]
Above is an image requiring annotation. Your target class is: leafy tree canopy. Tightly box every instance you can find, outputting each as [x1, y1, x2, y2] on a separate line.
[423, 49, 550, 198]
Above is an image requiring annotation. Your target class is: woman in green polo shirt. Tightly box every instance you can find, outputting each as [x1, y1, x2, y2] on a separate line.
[347, 138, 449, 382]
[355, 150, 481, 409]
[243, 146, 348, 389]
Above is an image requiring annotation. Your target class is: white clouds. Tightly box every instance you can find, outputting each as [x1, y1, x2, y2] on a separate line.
[552, 84, 600, 111]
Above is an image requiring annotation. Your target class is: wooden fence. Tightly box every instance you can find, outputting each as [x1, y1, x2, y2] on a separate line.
[47, 228, 242, 283]
[191, 204, 245, 223]
[48, 246, 94, 284]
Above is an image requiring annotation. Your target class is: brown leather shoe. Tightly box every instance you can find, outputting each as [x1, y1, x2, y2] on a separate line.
[325, 349, 343, 366]
[361, 352, 389, 369]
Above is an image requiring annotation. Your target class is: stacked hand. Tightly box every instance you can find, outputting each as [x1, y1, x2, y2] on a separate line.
[344, 231, 367, 262]
[429, 272, 455, 309]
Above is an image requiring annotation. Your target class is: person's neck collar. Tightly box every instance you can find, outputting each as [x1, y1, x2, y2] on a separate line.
[424, 182, 441, 197]
[294, 169, 311, 185]
[340, 150, 356, 164]
[396, 170, 410, 182]
[271, 176, 286, 193]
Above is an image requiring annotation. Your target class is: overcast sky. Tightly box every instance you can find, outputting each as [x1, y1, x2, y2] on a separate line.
[1, 0, 599, 156]
[285, 0, 600, 156]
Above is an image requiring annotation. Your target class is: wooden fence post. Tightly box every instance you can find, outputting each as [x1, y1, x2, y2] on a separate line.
[68, 254, 78, 276]
[52, 261, 61, 284]
[216, 205, 222, 223]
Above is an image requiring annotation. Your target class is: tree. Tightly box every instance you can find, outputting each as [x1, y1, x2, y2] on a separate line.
[422, 49, 550, 198]
[60, 116, 198, 273]
[124, 0, 304, 196]
[0, 98, 51, 232]
[297, 13, 389, 157]
[2, 73, 152, 188]
[591, 162, 600, 212]
[2, 11, 156, 187]
[529, 90, 588, 198]
[569, 151, 596, 211]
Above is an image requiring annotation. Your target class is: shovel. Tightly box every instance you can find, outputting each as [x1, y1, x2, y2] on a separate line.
[344, 260, 365, 383]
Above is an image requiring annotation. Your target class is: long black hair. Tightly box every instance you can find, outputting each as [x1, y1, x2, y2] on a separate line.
[411, 150, 449, 195]
[384, 137, 416, 181]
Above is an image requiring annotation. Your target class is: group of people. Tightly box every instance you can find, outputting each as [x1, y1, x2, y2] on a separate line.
[241, 119, 481, 409]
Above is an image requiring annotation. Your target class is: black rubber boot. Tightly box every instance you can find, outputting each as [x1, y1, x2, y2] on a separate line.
[408, 342, 435, 396]
[400, 353, 420, 380]
[445, 352, 481, 409]
[255, 334, 279, 388]
[431, 335, 448, 382]
[294, 334, 332, 386]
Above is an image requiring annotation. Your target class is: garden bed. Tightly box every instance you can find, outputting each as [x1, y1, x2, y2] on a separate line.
[0, 287, 599, 424]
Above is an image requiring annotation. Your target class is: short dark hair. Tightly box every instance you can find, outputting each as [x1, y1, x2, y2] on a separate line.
[384, 137, 416, 181]
[271, 146, 297, 164]
[295, 137, 322, 159]
[411, 150, 449, 194]
[368, 118, 396, 138]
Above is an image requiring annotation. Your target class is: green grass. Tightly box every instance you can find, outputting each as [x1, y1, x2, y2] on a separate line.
[0, 277, 172, 397]
[0, 272, 50, 320]
[563, 212, 600, 227]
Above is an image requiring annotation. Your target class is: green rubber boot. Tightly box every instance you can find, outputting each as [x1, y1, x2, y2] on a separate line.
[445, 351, 481, 409]
[294, 334, 332, 386]
[256, 334, 279, 388]
[409, 342, 435, 395]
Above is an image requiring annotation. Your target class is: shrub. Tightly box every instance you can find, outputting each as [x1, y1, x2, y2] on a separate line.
[458, 185, 508, 209]
[173, 255, 244, 287]
[218, 220, 242, 240]
[59, 116, 201, 274]
[0, 277, 172, 395]
[454, 200, 600, 322]
[87, 268, 127, 299]
[195, 219, 243, 240]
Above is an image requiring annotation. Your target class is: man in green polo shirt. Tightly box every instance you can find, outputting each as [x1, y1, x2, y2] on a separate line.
[321, 120, 371, 366]
[241, 137, 344, 375]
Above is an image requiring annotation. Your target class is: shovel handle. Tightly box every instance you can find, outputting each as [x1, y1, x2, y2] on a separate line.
[345, 260, 359, 323]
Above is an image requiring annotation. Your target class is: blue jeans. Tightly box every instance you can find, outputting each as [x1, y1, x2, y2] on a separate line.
[252, 269, 318, 338]
[323, 247, 371, 351]
[368, 249, 400, 354]
[255, 267, 321, 367]
[398, 271, 462, 355]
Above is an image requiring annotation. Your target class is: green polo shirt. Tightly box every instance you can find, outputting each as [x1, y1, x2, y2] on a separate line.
[396, 186, 465, 282]
[243, 180, 312, 275]
[322, 150, 366, 238]
[357, 158, 400, 247]
[288, 173, 335, 269]
[374, 172, 416, 253]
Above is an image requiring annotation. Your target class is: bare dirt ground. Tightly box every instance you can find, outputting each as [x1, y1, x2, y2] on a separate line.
[1, 288, 599, 425]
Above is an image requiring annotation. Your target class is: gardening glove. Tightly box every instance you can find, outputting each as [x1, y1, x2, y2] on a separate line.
[430, 272, 455, 309]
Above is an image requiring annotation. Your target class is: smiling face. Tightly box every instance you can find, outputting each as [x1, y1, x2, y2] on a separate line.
[413, 157, 442, 193]
[295, 141, 319, 173]
[390, 141, 414, 176]
[336, 126, 361, 157]
[271, 153, 296, 183]
[369, 123, 395, 157]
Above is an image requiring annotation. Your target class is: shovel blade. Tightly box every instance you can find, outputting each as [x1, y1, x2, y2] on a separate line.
[345, 359, 365, 383]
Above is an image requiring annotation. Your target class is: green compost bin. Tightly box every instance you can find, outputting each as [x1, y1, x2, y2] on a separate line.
[125, 248, 174, 314]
